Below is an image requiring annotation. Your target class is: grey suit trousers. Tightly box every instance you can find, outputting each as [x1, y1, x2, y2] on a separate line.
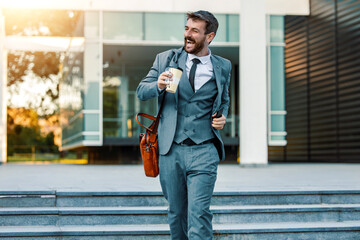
[159, 141, 219, 240]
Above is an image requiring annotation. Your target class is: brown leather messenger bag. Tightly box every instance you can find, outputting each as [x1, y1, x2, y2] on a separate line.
[135, 92, 166, 177]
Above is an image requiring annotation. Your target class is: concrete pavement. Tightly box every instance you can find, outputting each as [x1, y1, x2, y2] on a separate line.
[0, 163, 359, 192]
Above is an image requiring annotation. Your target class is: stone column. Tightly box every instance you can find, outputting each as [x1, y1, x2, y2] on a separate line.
[239, 0, 268, 165]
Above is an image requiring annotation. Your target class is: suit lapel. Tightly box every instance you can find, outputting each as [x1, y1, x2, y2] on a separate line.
[175, 51, 187, 104]
[211, 55, 222, 111]
[171, 51, 222, 109]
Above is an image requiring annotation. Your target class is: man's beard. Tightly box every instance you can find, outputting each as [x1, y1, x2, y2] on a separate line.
[184, 36, 206, 55]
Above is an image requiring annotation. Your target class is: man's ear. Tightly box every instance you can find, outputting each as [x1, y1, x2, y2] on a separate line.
[207, 32, 215, 44]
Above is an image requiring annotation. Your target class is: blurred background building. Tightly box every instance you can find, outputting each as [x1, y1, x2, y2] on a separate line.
[0, 0, 359, 164]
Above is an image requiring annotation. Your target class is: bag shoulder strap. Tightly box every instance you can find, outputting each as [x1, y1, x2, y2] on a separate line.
[136, 113, 157, 132]
[136, 49, 178, 132]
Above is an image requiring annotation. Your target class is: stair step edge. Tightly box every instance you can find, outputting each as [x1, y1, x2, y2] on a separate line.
[0, 221, 360, 236]
[1, 204, 360, 215]
[2, 189, 360, 196]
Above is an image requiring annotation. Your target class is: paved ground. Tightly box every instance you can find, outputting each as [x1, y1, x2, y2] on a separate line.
[0, 163, 359, 192]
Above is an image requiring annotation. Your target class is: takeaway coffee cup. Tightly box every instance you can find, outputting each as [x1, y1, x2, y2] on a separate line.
[165, 67, 183, 93]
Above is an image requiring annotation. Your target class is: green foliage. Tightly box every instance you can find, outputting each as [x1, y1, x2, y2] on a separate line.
[7, 108, 58, 156]
[8, 51, 60, 86]
[7, 51, 64, 116]
[103, 87, 120, 136]
[7, 53, 30, 86]
[7, 51, 63, 116]
[103, 87, 118, 118]
[7, 125, 58, 156]
[4, 8, 83, 116]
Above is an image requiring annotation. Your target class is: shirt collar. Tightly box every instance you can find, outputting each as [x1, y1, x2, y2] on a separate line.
[188, 49, 212, 64]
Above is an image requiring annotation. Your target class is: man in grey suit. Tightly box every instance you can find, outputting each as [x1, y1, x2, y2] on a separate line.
[137, 10, 231, 240]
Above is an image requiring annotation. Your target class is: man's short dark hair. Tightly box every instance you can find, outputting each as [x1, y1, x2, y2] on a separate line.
[187, 10, 219, 35]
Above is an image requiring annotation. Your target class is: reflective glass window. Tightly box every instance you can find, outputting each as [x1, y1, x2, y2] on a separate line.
[84, 135, 100, 141]
[268, 15, 286, 145]
[65, 135, 83, 146]
[271, 135, 286, 141]
[103, 12, 143, 40]
[145, 13, 185, 41]
[270, 15, 284, 43]
[60, 52, 84, 147]
[103, 45, 158, 139]
[213, 14, 227, 42]
[84, 82, 99, 110]
[270, 46, 285, 111]
[84, 114, 99, 131]
[228, 14, 240, 42]
[271, 115, 285, 132]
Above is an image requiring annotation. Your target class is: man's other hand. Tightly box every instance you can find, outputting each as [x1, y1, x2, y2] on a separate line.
[212, 113, 226, 129]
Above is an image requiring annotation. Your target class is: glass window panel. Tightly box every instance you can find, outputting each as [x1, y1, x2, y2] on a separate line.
[270, 46, 285, 111]
[84, 82, 99, 109]
[103, 12, 143, 40]
[84, 135, 100, 141]
[73, 115, 84, 134]
[270, 15, 284, 43]
[60, 52, 84, 115]
[271, 135, 286, 141]
[103, 45, 157, 139]
[271, 115, 285, 132]
[84, 114, 99, 131]
[213, 14, 226, 42]
[60, 52, 84, 147]
[62, 114, 83, 142]
[228, 14, 239, 42]
[145, 13, 185, 41]
[85, 11, 99, 38]
[67, 135, 83, 145]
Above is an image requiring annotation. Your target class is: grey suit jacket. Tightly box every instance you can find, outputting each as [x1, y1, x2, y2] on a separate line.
[137, 47, 231, 160]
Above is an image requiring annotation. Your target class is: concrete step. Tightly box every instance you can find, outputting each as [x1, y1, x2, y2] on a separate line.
[0, 191, 167, 208]
[0, 221, 359, 239]
[1, 204, 360, 226]
[212, 190, 360, 206]
[1, 190, 360, 207]
[0, 191, 56, 208]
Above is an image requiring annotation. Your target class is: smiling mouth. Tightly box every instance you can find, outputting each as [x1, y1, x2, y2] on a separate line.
[185, 38, 195, 44]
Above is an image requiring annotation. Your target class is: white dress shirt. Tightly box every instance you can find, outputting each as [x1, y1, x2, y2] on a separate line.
[186, 50, 214, 92]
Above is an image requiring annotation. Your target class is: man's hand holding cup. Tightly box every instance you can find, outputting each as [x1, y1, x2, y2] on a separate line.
[158, 71, 172, 90]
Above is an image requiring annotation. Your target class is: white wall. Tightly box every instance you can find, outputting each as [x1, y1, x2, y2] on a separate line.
[0, 0, 309, 15]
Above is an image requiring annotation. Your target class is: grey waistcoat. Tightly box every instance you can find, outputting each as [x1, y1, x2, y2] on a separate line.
[173, 72, 218, 144]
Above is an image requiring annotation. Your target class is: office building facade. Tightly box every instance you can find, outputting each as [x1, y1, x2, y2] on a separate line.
[8, 1, 358, 164]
